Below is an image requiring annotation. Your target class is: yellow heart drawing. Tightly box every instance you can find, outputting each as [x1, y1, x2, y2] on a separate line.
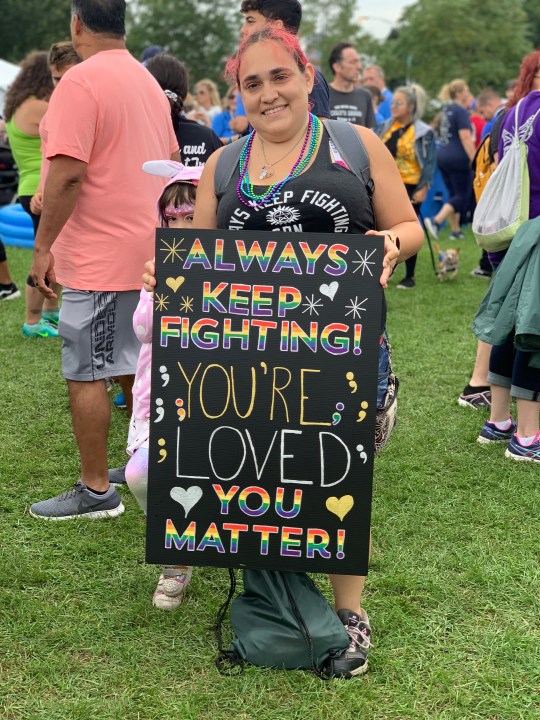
[166, 276, 185, 292]
[326, 495, 354, 521]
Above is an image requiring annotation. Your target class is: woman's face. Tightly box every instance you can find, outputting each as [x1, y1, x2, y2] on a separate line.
[238, 40, 314, 140]
[456, 85, 473, 108]
[227, 90, 237, 110]
[391, 92, 410, 123]
[195, 84, 210, 108]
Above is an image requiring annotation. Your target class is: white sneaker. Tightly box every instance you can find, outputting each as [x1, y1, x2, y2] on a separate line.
[152, 567, 193, 610]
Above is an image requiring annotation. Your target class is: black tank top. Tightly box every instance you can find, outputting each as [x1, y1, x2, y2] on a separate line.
[216, 129, 386, 330]
[216, 128, 375, 233]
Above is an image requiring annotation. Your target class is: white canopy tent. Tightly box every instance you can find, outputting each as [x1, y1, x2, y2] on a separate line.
[0, 59, 20, 116]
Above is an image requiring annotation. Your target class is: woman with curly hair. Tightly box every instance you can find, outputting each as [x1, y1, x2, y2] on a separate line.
[4, 51, 58, 337]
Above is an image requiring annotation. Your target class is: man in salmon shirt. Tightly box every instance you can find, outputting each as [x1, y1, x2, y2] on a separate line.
[29, 0, 179, 520]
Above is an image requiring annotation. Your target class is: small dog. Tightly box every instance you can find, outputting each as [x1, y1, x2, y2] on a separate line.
[434, 243, 461, 281]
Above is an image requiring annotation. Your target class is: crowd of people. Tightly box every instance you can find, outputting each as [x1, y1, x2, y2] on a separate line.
[1, 0, 538, 682]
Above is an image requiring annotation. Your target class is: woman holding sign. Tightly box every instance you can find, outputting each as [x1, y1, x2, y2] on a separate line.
[145, 26, 423, 678]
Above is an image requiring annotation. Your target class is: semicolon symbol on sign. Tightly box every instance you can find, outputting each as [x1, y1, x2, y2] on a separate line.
[159, 365, 170, 387]
[157, 438, 167, 463]
[356, 445, 368, 463]
[346, 371, 358, 393]
[175, 398, 186, 421]
[356, 401, 368, 422]
[332, 402, 345, 425]
[154, 398, 164, 423]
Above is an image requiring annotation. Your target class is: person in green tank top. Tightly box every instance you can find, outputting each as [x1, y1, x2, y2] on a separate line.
[4, 51, 58, 337]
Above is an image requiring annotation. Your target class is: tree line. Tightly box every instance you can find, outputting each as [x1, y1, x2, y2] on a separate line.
[1, 0, 538, 97]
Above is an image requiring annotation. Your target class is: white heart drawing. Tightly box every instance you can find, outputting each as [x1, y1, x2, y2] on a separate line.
[170, 486, 203, 517]
[319, 281, 339, 300]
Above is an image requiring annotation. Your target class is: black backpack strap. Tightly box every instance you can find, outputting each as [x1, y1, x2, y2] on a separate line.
[214, 568, 244, 675]
[214, 136, 249, 198]
[322, 119, 374, 196]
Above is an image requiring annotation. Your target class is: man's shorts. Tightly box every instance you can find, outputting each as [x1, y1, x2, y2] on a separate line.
[59, 288, 141, 381]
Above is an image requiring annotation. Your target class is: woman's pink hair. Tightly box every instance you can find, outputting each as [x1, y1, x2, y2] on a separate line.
[507, 50, 540, 108]
[225, 26, 309, 86]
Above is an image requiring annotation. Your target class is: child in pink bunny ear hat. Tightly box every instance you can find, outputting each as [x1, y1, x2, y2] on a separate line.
[125, 161, 203, 610]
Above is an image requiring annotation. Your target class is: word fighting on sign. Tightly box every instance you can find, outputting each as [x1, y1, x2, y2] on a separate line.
[146, 229, 384, 575]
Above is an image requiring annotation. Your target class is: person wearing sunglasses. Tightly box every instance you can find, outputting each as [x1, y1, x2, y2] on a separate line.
[211, 86, 241, 143]
[190, 79, 222, 127]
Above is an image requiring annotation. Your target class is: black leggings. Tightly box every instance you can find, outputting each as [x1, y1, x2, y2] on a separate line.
[403, 183, 422, 279]
[19, 195, 41, 287]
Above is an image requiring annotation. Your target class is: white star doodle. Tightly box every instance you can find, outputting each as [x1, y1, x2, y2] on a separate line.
[352, 248, 376, 275]
[345, 296, 368, 319]
[302, 294, 324, 316]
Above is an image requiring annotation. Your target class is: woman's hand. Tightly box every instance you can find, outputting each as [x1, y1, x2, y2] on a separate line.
[411, 185, 427, 205]
[366, 230, 400, 289]
[143, 259, 156, 297]
[30, 191, 43, 215]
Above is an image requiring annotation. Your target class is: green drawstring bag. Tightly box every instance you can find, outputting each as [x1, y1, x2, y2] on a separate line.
[215, 569, 349, 678]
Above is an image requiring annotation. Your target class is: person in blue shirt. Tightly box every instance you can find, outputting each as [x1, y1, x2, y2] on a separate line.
[212, 86, 239, 143]
[476, 88, 506, 141]
[363, 65, 393, 121]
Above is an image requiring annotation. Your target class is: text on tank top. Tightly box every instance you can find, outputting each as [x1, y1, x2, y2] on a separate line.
[216, 128, 375, 233]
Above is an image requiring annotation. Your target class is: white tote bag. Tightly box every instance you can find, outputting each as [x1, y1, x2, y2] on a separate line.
[472, 99, 539, 252]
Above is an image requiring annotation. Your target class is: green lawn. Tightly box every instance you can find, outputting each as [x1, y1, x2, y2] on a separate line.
[1, 235, 539, 720]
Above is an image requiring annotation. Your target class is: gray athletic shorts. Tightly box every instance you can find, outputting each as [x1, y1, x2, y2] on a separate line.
[59, 288, 141, 381]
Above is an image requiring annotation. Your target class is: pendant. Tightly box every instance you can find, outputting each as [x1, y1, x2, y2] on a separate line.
[259, 165, 273, 180]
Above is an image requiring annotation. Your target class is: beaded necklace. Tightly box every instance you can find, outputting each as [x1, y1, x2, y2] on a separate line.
[236, 113, 321, 209]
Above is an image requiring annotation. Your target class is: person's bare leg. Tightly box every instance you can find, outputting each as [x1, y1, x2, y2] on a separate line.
[67, 379, 110, 492]
[0, 260, 13, 284]
[469, 341, 491, 386]
[118, 374, 135, 415]
[448, 211, 461, 234]
[489, 384, 512, 423]
[329, 575, 366, 614]
[25, 282, 45, 324]
[43, 283, 61, 313]
[433, 202, 455, 226]
[516, 398, 540, 438]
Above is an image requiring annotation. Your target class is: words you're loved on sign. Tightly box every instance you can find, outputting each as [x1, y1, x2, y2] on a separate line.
[147, 229, 384, 575]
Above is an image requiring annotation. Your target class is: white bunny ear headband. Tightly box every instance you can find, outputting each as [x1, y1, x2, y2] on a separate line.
[142, 160, 204, 187]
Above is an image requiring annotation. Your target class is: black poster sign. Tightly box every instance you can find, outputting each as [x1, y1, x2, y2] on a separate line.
[146, 229, 384, 575]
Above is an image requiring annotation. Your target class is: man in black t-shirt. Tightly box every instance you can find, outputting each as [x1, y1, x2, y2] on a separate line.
[328, 42, 375, 128]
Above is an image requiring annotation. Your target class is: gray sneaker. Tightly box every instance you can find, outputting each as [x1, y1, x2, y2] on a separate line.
[29, 480, 125, 521]
[108, 465, 127, 485]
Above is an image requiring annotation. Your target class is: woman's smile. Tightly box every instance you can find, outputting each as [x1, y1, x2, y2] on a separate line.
[262, 104, 287, 116]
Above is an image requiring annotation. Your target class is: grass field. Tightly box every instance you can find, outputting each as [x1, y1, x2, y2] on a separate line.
[1, 235, 539, 720]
